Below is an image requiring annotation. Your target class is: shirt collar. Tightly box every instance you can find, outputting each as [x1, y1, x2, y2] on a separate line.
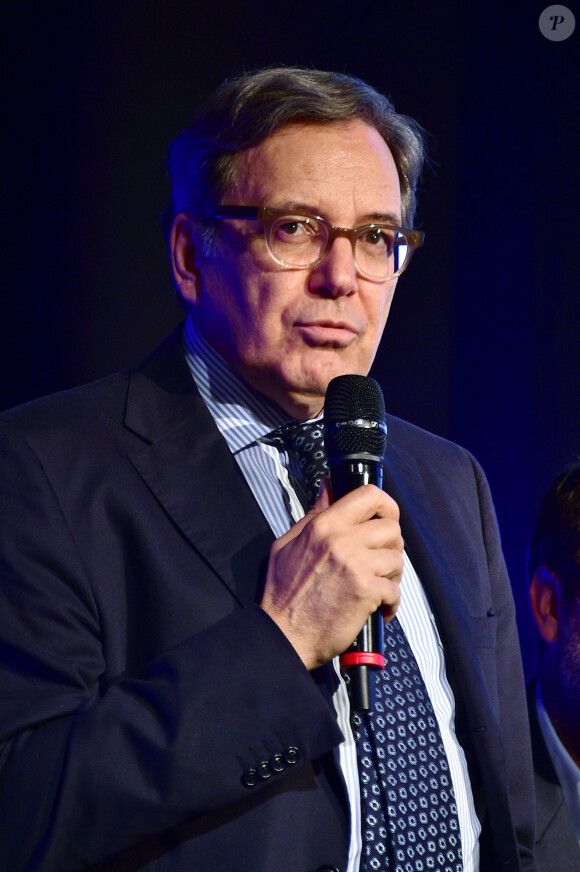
[183, 315, 294, 452]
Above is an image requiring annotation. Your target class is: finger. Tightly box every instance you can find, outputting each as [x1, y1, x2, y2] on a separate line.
[308, 476, 332, 513]
[357, 516, 404, 552]
[381, 600, 400, 621]
[326, 484, 400, 524]
[367, 547, 405, 581]
[352, 567, 402, 613]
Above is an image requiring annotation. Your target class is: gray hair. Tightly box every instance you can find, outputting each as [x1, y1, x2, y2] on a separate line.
[167, 66, 426, 248]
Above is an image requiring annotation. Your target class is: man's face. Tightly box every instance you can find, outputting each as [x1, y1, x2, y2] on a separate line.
[179, 120, 402, 418]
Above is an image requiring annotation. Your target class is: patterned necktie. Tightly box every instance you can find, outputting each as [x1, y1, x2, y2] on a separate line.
[266, 420, 463, 871]
[264, 420, 328, 510]
[348, 620, 463, 872]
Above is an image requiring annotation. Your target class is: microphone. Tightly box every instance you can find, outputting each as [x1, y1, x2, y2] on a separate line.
[324, 374, 388, 711]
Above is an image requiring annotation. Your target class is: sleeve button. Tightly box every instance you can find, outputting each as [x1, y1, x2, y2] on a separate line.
[241, 768, 259, 788]
[284, 746, 300, 765]
[270, 753, 285, 772]
[257, 760, 272, 779]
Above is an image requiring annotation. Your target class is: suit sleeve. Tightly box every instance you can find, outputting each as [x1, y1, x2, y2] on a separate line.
[0, 420, 344, 871]
[470, 453, 537, 871]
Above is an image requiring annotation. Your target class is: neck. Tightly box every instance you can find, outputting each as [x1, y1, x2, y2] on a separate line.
[272, 393, 324, 421]
[240, 370, 325, 421]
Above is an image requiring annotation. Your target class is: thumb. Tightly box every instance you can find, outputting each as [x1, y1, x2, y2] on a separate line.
[307, 476, 332, 515]
[272, 477, 332, 549]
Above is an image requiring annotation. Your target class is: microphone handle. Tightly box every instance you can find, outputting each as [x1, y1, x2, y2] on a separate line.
[328, 458, 385, 711]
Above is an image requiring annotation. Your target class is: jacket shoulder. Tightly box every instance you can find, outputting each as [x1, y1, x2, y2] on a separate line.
[0, 371, 131, 439]
[385, 412, 477, 470]
[0, 325, 189, 444]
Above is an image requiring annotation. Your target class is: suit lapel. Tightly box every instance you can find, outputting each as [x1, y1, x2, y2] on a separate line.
[381, 440, 496, 725]
[382, 443, 473, 639]
[124, 328, 274, 607]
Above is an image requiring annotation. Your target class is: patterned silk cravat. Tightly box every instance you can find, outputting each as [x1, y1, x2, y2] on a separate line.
[266, 420, 463, 871]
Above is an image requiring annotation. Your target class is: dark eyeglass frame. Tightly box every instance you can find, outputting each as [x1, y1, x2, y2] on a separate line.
[214, 205, 425, 281]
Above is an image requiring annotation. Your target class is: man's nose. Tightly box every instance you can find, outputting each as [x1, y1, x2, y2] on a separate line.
[308, 237, 358, 297]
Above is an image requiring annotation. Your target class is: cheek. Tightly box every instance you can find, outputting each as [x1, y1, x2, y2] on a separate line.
[252, 277, 303, 332]
[233, 280, 296, 354]
[218, 272, 279, 333]
[365, 284, 396, 336]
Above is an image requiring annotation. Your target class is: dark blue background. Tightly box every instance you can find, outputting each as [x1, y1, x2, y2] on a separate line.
[3, 1, 579, 676]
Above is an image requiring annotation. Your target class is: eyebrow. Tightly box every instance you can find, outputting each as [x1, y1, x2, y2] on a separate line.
[271, 201, 402, 227]
[365, 211, 402, 225]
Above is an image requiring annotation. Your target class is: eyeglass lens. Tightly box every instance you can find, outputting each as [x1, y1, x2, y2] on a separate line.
[267, 215, 408, 279]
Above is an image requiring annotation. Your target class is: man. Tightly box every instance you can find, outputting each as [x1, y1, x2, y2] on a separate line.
[0, 68, 536, 871]
[528, 466, 580, 870]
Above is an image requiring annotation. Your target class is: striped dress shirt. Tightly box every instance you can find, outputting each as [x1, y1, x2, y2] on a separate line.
[183, 316, 481, 871]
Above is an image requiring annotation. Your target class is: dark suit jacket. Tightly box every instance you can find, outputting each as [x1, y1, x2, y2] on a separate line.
[527, 682, 580, 871]
[0, 328, 536, 871]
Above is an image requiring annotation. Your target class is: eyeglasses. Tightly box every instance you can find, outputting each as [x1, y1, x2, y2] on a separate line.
[214, 205, 424, 281]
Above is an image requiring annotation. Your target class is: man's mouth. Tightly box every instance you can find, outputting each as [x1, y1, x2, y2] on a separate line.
[295, 320, 359, 346]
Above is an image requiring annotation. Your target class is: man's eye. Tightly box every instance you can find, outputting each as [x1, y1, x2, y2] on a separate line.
[359, 227, 395, 252]
[277, 219, 312, 238]
[362, 228, 386, 245]
[280, 222, 301, 235]
[274, 218, 318, 242]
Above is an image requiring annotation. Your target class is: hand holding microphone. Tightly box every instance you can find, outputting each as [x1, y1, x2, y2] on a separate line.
[324, 375, 394, 709]
[261, 376, 403, 707]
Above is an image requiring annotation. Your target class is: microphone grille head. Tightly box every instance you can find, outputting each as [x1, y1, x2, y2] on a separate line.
[324, 375, 387, 461]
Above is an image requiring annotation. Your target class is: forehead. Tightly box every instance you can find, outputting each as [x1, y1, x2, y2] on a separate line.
[229, 120, 401, 220]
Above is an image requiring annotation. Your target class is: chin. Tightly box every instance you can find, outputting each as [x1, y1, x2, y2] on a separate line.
[280, 358, 367, 399]
[303, 357, 368, 386]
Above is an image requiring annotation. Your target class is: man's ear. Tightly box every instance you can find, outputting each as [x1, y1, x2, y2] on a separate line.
[529, 566, 562, 644]
[170, 213, 202, 306]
